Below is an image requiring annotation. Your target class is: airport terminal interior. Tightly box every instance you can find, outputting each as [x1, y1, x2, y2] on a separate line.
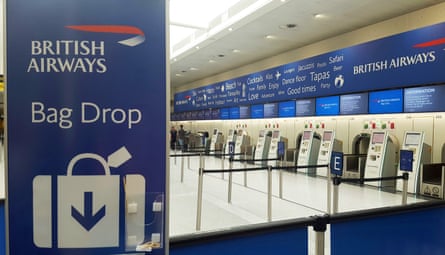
[168, 0, 445, 254]
[2, 0, 445, 254]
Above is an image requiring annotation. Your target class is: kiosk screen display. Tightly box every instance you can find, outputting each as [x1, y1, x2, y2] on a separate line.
[259, 130, 265, 137]
[369, 89, 403, 114]
[405, 133, 421, 146]
[303, 131, 312, 140]
[272, 130, 280, 139]
[316, 96, 340, 116]
[423, 164, 444, 185]
[323, 131, 333, 141]
[372, 132, 385, 144]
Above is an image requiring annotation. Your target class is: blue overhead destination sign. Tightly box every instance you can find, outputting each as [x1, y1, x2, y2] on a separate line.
[174, 22, 445, 112]
[6, 0, 167, 254]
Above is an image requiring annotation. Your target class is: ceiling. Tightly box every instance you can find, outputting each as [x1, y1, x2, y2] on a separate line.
[170, 0, 444, 90]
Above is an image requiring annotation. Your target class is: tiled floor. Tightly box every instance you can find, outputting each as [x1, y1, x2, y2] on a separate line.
[169, 152, 429, 254]
[169, 153, 426, 237]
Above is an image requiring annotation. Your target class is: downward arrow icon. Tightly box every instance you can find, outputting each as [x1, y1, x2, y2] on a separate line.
[71, 192, 106, 231]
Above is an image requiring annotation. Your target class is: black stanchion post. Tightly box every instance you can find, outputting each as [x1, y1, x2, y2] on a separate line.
[174, 143, 177, 165]
[196, 153, 204, 231]
[327, 166, 331, 214]
[180, 155, 184, 183]
[311, 215, 329, 255]
[402, 172, 409, 205]
[267, 165, 272, 222]
[228, 156, 233, 203]
[244, 151, 248, 187]
[333, 176, 341, 214]
[221, 151, 225, 180]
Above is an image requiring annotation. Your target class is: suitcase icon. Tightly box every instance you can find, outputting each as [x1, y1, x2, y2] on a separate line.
[32, 147, 143, 249]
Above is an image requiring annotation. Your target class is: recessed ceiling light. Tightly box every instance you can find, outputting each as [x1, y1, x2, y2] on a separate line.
[279, 23, 298, 30]
[314, 13, 325, 19]
[195, 46, 200, 49]
[232, 49, 240, 53]
[265, 35, 276, 39]
[189, 67, 199, 71]
[228, 27, 233, 31]
[209, 59, 216, 63]
[175, 73, 183, 77]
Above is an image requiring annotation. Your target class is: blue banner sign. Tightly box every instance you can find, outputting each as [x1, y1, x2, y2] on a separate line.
[6, 1, 167, 254]
[174, 22, 445, 112]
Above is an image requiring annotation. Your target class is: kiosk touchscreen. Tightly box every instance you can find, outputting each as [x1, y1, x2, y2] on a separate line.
[397, 131, 431, 194]
[364, 131, 399, 191]
[267, 130, 288, 166]
[225, 129, 237, 157]
[420, 163, 445, 199]
[297, 130, 321, 176]
[209, 128, 224, 153]
[254, 130, 271, 166]
[317, 130, 343, 177]
[234, 130, 250, 160]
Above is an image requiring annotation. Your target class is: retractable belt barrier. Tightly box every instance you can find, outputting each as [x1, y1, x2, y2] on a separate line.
[195, 161, 330, 232]
[331, 173, 410, 214]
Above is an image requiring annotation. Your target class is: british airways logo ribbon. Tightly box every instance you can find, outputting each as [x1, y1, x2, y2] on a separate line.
[66, 25, 145, 46]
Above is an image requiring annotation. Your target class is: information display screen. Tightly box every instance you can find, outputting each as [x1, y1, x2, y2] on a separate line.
[264, 103, 279, 118]
[369, 89, 403, 114]
[295, 99, 315, 116]
[239, 105, 251, 119]
[340, 92, 368, 115]
[404, 85, 445, 113]
[211, 108, 221, 119]
[251, 104, 264, 119]
[278, 100, 296, 117]
[316, 96, 340, 116]
[229, 107, 240, 119]
[220, 108, 230, 119]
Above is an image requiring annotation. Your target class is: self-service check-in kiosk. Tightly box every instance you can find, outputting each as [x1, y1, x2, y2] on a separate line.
[254, 130, 272, 166]
[343, 133, 370, 179]
[225, 129, 237, 157]
[297, 130, 321, 176]
[209, 128, 224, 153]
[234, 130, 250, 160]
[267, 130, 288, 165]
[420, 163, 445, 199]
[397, 131, 431, 194]
[317, 130, 343, 177]
[364, 131, 399, 191]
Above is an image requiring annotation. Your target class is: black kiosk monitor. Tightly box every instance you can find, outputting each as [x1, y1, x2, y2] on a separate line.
[421, 163, 445, 199]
